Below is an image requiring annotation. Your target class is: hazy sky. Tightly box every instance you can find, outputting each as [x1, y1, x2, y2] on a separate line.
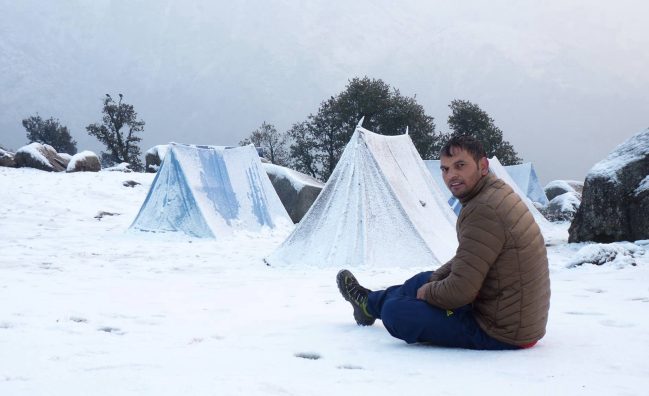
[1, 0, 647, 183]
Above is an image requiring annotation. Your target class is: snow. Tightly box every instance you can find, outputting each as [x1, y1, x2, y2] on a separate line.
[567, 242, 645, 269]
[15, 142, 52, 168]
[552, 191, 581, 213]
[66, 151, 97, 171]
[544, 179, 578, 193]
[634, 175, 649, 196]
[588, 128, 649, 183]
[1, 166, 649, 395]
[263, 163, 324, 191]
[103, 162, 132, 172]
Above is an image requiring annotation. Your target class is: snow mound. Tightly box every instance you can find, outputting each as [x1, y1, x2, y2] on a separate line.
[263, 163, 323, 192]
[588, 128, 649, 183]
[102, 162, 133, 172]
[568, 242, 645, 268]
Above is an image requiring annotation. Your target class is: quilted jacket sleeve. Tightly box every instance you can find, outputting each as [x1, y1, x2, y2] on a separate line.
[422, 203, 506, 309]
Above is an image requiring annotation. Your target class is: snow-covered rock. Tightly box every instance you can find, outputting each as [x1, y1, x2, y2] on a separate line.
[14, 142, 69, 172]
[0, 147, 16, 167]
[541, 191, 581, 222]
[145, 145, 168, 173]
[66, 151, 101, 172]
[544, 179, 583, 201]
[569, 128, 649, 243]
[263, 163, 324, 223]
[567, 241, 644, 268]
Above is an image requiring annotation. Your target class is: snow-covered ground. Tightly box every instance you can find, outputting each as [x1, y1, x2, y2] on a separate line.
[1, 167, 648, 395]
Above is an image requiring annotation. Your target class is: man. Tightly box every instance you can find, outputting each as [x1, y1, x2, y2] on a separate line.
[336, 135, 550, 350]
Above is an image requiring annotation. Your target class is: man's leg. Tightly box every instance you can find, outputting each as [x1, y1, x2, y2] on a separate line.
[379, 297, 519, 350]
[366, 271, 433, 319]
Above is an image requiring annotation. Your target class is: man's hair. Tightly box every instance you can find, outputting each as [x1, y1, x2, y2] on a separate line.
[440, 135, 487, 163]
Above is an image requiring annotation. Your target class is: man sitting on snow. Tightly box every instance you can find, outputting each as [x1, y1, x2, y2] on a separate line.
[336, 135, 550, 350]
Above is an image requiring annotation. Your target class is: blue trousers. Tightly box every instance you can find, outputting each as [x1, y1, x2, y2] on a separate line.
[366, 271, 519, 350]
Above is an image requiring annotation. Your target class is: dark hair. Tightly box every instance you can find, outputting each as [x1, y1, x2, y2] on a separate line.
[440, 135, 486, 163]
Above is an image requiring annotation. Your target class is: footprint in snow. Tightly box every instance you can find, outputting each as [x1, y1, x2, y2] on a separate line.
[98, 326, 125, 335]
[294, 352, 321, 360]
[338, 364, 363, 370]
[69, 316, 88, 323]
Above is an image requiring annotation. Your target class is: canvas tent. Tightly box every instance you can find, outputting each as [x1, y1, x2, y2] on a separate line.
[130, 143, 291, 238]
[504, 162, 549, 205]
[266, 127, 458, 268]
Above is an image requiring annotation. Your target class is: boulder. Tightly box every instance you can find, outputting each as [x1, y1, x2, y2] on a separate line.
[540, 191, 581, 222]
[14, 142, 69, 172]
[66, 151, 101, 172]
[0, 148, 16, 167]
[263, 163, 324, 223]
[544, 180, 583, 201]
[569, 128, 649, 243]
[145, 145, 168, 173]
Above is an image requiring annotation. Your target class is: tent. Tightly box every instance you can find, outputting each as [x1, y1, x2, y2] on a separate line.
[265, 127, 458, 268]
[504, 162, 549, 205]
[130, 143, 291, 238]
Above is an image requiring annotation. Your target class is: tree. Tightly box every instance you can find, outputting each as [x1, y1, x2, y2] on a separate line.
[286, 121, 318, 178]
[22, 114, 77, 154]
[290, 77, 443, 180]
[447, 100, 522, 165]
[239, 121, 288, 166]
[86, 94, 145, 170]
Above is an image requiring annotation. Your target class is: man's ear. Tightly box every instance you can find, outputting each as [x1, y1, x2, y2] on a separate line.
[479, 157, 489, 176]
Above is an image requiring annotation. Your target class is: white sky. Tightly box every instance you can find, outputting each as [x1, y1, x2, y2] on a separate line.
[1, 0, 648, 183]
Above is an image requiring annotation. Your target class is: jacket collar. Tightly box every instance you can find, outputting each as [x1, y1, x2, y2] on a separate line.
[458, 172, 496, 205]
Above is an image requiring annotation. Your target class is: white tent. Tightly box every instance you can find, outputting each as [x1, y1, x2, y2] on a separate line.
[504, 162, 549, 205]
[130, 143, 291, 238]
[265, 127, 458, 268]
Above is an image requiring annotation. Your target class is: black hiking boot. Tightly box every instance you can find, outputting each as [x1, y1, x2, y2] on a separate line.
[336, 269, 376, 326]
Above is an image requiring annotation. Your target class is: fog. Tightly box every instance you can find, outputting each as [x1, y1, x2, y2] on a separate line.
[1, 0, 647, 183]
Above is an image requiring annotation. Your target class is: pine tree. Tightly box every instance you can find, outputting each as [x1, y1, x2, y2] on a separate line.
[289, 77, 443, 180]
[447, 100, 522, 165]
[22, 114, 77, 154]
[86, 94, 145, 170]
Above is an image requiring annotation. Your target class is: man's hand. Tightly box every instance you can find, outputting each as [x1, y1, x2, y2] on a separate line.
[416, 283, 430, 301]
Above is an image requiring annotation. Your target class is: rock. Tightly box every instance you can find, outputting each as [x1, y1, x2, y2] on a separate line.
[544, 180, 583, 201]
[122, 180, 141, 188]
[0, 148, 16, 167]
[145, 145, 168, 173]
[263, 163, 324, 223]
[540, 191, 581, 222]
[569, 128, 649, 243]
[14, 142, 69, 172]
[66, 151, 101, 172]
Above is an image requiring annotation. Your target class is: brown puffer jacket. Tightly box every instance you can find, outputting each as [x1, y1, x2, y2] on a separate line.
[421, 172, 550, 346]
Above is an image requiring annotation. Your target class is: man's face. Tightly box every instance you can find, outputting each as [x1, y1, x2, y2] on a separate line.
[440, 147, 489, 199]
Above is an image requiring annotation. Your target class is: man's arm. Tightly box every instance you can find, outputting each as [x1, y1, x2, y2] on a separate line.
[417, 205, 505, 309]
[428, 261, 452, 282]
